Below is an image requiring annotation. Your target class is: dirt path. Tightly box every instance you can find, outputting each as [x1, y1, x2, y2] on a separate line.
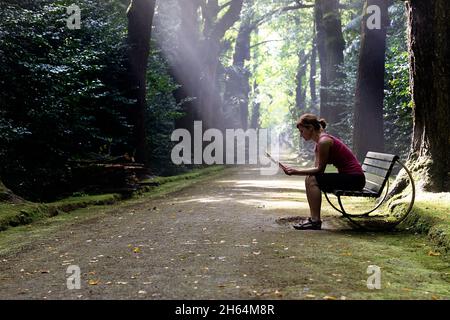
[0, 166, 449, 299]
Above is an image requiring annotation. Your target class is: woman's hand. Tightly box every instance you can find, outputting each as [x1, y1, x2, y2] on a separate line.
[279, 163, 297, 176]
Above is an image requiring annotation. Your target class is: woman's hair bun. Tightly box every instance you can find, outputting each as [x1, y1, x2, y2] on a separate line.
[319, 118, 327, 129]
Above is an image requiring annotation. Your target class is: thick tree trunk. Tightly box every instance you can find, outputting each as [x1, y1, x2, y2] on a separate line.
[353, 0, 390, 161]
[406, 0, 450, 192]
[126, 0, 156, 163]
[315, 0, 346, 132]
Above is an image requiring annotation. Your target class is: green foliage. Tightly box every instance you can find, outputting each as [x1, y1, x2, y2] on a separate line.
[0, 0, 132, 200]
[145, 45, 184, 175]
[383, 3, 412, 159]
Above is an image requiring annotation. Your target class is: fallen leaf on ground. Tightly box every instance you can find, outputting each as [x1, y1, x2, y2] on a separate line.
[88, 279, 99, 285]
[428, 251, 441, 256]
[305, 294, 316, 298]
[274, 290, 283, 297]
[323, 295, 337, 300]
[133, 247, 141, 253]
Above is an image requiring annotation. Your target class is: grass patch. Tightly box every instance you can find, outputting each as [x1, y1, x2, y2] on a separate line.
[0, 194, 121, 232]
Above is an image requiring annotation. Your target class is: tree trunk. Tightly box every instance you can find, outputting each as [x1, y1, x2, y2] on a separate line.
[169, 0, 203, 134]
[199, 0, 244, 130]
[126, 0, 156, 163]
[315, 1, 328, 118]
[0, 179, 23, 203]
[295, 50, 309, 112]
[250, 81, 261, 129]
[353, 0, 390, 161]
[224, 18, 252, 129]
[315, 0, 346, 132]
[309, 34, 318, 111]
[406, 0, 450, 192]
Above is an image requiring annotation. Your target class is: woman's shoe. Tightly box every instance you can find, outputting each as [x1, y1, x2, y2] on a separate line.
[293, 218, 322, 230]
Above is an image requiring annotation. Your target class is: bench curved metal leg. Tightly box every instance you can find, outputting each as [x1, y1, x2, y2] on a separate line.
[323, 192, 345, 214]
[324, 159, 415, 230]
[323, 180, 390, 218]
[336, 195, 367, 229]
[385, 159, 415, 227]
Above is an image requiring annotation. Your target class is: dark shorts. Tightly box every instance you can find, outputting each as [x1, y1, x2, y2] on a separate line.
[314, 173, 365, 193]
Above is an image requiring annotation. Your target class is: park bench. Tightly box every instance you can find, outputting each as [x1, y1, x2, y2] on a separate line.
[323, 151, 415, 230]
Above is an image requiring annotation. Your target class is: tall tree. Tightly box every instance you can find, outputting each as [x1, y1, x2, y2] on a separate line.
[223, 1, 315, 130]
[315, 0, 346, 133]
[126, 0, 156, 163]
[295, 49, 310, 112]
[198, 0, 244, 129]
[353, 0, 391, 161]
[309, 33, 318, 110]
[405, 0, 450, 192]
[249, 94, 261, 129]
[223, 8, 253, 129]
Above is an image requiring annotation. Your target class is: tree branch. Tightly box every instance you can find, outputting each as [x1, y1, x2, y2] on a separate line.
[253, 2, 315, 29]
[219, 0, 233, 11]
[249, 39, 284, 49]
[211, 0, 244, 40]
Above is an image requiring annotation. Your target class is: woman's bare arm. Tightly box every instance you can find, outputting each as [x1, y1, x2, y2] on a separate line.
[281, 138, 332, 176]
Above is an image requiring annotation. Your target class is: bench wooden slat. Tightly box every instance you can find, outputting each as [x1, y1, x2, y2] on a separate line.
[362, 164, 389, 177]
[365, 179, 382, 189]
[363, 158, 393, 170]
[331, 151, 399, 198]
[366, 152, 398, 162]
[364, 172, 386, 186]
[364, 180, 382, 193]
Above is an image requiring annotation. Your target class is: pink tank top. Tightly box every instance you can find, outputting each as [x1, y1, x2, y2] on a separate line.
[315, 134, 363, 175]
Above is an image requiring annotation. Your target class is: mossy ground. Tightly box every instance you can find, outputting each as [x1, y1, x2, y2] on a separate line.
[399, 192, 450, 252]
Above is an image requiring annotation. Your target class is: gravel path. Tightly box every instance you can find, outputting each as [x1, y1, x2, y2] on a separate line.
[0, 166, 449, 299]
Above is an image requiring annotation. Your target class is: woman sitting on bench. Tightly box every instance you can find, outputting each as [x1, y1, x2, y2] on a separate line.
[280, 114, 365, 230]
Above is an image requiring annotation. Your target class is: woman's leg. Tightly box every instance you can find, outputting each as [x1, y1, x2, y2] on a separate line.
[305, 175, 322, 222]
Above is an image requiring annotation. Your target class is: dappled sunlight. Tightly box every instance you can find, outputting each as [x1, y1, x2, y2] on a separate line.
[218, 178, 304, 190]
[175, 196, 233, 204]
[236, 198, 309, 211]
[234, 191, 306, 200]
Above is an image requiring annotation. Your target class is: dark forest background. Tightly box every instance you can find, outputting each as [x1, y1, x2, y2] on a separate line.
[0, 0, 448, 202]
